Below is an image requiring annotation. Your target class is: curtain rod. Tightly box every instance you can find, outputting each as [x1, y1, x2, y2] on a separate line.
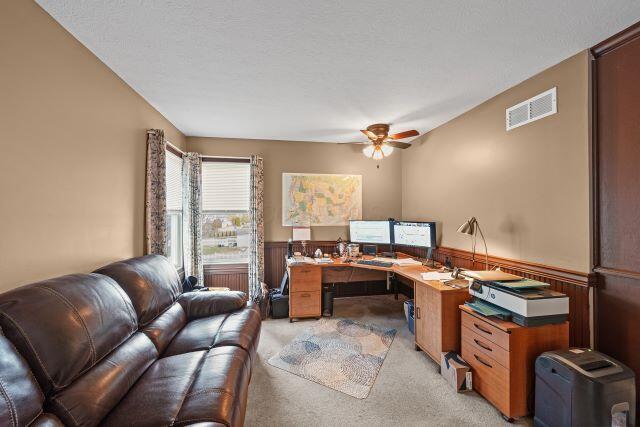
[148, 130, 249, 162]
[166, 140, 184, 155]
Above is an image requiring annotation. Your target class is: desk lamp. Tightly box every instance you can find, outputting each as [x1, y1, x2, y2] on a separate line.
[457, 217, 489, 270]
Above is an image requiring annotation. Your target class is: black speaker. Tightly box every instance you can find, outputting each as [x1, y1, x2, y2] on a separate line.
[322, 285, 334, 317]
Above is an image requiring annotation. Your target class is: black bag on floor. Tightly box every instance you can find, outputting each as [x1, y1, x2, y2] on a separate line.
[270, 290, 289, 319]
[269, 270, 289, 319]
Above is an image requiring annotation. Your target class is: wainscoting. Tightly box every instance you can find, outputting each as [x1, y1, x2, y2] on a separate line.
[204, 241, 592, 347]
[203, 263, 249, 292]
[263, 241, 593, 347]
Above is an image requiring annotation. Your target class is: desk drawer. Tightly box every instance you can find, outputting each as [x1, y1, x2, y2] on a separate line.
[462, 339, 510, 416]
[462, 326, 510, 369]
[290, 291, 321, 318]
[461, 311, 510, 351]
[289, 266, 321, 292]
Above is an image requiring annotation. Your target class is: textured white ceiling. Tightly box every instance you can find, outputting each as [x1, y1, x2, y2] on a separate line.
[37, 0, 640, 143]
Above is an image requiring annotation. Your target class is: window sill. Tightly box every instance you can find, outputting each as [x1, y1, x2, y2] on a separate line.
[204, 263, 248, 274]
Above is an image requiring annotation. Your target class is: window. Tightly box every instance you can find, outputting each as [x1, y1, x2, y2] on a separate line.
[201, 160, 250, 264]
[165, 150, 183, 268]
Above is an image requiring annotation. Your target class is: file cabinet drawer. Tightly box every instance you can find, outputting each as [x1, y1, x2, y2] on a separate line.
[462, 339, 510, 416]
[462, 326, 510, 368]
[290, 291, 321, 318]
[461, 310, 510, 350]
[289, 266, 321, 293]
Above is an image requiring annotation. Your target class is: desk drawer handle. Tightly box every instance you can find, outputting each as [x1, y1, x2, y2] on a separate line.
[474, 354, 493, 369]
[300, 293, 310, 298]
[474, 339, 493, 351]
[473, 323, 493, 335]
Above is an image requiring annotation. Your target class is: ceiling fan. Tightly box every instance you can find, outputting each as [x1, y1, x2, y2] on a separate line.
[349, 123, 419, 160]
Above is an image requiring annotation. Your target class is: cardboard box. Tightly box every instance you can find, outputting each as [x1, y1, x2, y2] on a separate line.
[440, 352, 472, 392]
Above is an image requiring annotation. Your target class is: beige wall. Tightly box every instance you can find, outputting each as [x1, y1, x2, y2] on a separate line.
[0, 0, 590, 293]
[0, 0, 186, 291]
[402, 51, 590, 272]
[187, 137, 403, 242]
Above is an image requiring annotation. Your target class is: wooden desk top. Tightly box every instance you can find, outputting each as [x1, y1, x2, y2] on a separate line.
[288, 253, 468, 293]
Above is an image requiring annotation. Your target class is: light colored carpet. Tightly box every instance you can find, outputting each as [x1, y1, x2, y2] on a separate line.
[268, 318, 397, 398]
[246, 294, 533, 427]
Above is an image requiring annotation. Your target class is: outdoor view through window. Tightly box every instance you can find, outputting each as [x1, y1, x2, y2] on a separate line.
[165, 150, 183, 268]
[202, 161, 250, 264]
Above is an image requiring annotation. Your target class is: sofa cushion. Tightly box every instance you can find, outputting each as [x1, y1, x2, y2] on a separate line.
[163, 304, 261, 359]
[173, 346, 251, 427]
[48, 332, 158, 426]
[95, 255, 181, 326]
[102, 346, 250, 427]
[164, 314, 227, 357]
[177, 291, 247, 320]
[29, 413, 65, 426]
[0, 273, 138, 394]
[29, 413, 64, 427]
[142, 302, 187, 354]
[0, 331, 45, 427]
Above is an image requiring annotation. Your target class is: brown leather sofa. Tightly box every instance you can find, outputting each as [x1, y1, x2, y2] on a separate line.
[0, 255, 261, 427]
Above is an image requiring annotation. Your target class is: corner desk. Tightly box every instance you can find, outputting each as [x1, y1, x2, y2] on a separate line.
[286, 253, 470, 363]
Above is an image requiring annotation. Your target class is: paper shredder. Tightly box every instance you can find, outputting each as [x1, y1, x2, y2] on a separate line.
[534, 348, 635, 427]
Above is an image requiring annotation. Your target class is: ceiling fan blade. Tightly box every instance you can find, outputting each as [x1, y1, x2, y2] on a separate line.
[388, 129, 419, 140]
[338, 141, 372, 145]
[385, 140, 412, 149]
[360, 129, 378, 140]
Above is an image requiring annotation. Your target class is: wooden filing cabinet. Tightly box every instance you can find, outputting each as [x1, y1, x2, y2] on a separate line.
[414, 281, 469, 362]
[288, 265, 322, 320]
[460, 305, 569, 420]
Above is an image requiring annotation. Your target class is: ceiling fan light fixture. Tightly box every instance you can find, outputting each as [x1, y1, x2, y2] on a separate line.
[362, 145, 375, 158]
[358, 123, 418, 160]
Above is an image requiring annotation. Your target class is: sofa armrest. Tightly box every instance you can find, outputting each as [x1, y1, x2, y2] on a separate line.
[177, 290, 248, 319]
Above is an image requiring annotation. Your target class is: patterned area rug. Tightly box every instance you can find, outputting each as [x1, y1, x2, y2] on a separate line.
[268, 318, 397, 399]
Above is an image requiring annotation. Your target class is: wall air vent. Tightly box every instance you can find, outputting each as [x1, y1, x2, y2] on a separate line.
[506, 87, 557, 131]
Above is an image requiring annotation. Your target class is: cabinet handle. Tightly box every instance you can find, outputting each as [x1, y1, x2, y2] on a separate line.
[474, 354, 493, 369]
[473, 322, 493, 335]
[416, 307, 420, 320]
[474, 339, 493, 352]
[301, 293, 310, 298]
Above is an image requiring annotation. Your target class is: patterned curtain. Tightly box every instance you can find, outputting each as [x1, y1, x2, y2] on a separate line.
[145, 129, 167, 255]
[248, 155, 265, 300]
[182, 152, 204, 284]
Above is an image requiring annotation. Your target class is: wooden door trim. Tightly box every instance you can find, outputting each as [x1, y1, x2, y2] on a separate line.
[595, 267, 640, 282]
[590, 20, 640, 350]
[592, 21, 640, 58]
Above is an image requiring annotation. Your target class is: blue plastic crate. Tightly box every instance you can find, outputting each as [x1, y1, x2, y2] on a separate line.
[404, 300, 415, 335]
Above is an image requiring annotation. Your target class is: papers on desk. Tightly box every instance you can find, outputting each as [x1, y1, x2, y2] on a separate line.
[373, 257, 423, 266]
[289, 256, 316, 265]
[315, 257, 333, 264]
[420, 272, 455, 281]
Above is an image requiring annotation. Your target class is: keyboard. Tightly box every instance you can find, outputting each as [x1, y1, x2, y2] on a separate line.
[356, 259, 393, 268]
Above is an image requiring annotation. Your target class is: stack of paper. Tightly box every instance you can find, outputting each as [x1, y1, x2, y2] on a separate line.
[420, 272, 455, 281]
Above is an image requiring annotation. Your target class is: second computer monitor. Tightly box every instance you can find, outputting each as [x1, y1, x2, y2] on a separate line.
[392, 221, 436, 248]
[349, 220, 392, 244]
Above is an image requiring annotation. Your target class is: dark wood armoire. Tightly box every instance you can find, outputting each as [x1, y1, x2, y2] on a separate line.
[591, 22, 640, 412]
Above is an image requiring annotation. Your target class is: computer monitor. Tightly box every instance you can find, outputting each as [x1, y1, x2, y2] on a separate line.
[392, 221, 436, 248]
[349, 220, 392, 244]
